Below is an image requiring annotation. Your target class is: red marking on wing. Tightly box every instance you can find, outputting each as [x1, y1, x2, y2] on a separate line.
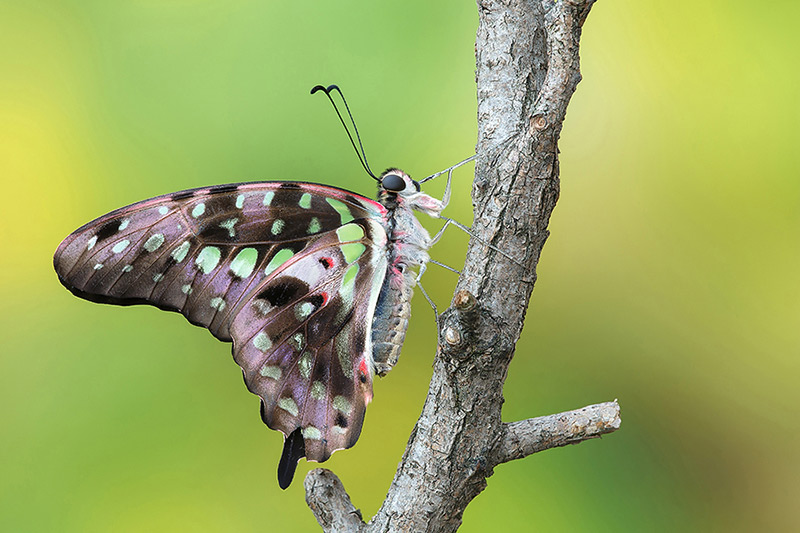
[359, 358, 373, 404]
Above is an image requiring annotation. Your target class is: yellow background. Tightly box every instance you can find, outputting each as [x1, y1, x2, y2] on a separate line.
[1, 1, 797, 531]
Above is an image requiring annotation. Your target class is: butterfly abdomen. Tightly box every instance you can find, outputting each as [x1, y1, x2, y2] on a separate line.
[370, 264, 415, 376]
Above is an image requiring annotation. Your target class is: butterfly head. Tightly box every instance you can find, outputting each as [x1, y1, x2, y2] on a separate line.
[379, 168, 445, 217]
[380, 168, 420, 196]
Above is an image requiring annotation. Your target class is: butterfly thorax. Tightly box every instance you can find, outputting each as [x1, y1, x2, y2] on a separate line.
[370, 169, 440, 376]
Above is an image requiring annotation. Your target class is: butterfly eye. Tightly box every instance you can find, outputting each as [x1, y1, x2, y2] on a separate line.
[381, 174, 405, 192]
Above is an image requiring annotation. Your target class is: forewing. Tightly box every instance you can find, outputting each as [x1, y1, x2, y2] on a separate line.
[54, 182, 385, 342]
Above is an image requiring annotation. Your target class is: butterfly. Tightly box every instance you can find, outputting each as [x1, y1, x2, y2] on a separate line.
[53, 144, 475, 488]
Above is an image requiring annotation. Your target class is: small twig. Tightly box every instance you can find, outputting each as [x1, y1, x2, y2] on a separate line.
[494, 401, 621, 465]
[305, 469, 365, 533]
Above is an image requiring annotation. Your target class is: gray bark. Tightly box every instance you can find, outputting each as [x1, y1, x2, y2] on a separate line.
[304, 1, 615, 531]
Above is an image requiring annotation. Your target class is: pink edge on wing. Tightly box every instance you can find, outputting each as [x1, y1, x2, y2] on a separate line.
[236, 181, 388, 216]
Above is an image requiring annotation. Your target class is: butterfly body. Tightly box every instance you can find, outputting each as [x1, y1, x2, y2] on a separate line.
[54, 168, 445, 488]
[370, 170, 446, 376]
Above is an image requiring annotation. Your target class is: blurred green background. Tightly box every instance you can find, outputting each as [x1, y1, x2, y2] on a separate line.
[2, 1, 798, 531]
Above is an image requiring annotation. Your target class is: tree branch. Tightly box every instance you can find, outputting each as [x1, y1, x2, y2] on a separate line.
[304, 470, 366, 532]
[495, 401, 621, 465]
[304, 1, 613, 531]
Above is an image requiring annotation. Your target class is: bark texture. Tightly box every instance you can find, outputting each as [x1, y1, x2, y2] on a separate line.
[305, 1, 613, 531]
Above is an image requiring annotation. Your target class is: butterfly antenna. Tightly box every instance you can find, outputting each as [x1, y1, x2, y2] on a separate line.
[311, 84, 379, 182]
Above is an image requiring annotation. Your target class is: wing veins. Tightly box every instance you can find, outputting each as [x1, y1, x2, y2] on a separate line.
[271, 306, 356, 416]
[102, 210, 185, 295]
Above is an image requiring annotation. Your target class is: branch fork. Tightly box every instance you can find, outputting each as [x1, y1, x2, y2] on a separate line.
[305, 402, 621, 532]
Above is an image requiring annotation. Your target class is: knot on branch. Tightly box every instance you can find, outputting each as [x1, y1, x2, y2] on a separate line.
[439, 290, 501, 367]
[530, 114, 549, 132]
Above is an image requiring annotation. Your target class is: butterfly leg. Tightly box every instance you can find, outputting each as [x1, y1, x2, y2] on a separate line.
[431, 216, 524, 267]
[429, 259, 461, 275]
[413, 262, 439, 318]
[441, 165, 454, 210]
[434, 156, 467, 211]
[416, 280, 439, 323]
[417, 154, 477, 213]
[415, 261, 429, 284]
[416, 280, 445, 346]
[429, 218, 454, 246]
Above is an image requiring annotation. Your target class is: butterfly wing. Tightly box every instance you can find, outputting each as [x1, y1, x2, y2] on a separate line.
[54, 181, 389, 486]
[229, 225, 382, 487]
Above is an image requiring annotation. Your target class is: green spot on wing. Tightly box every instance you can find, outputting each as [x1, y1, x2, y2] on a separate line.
[219, 217, 238, 237]
[310, 381, 325, 400]
[260, 365, 281, 380]
[143, 234, 165, 252]
[264, 248, 294, 276]
[326, 198, 354, 223]
[336, 223, 365, 242]
[191, 203, 206, 218]
[195, 246, 221, 274]
[336, 328, 352, 378]
[111, 240, 130, 254]
[171, 241, 191, 262]
[333, 395, 353, 416]
[302, 426, 322, 440]
[342, 263, 359, 287]
[341, 243, 366, 263]
[271, 219, 285, 235]
[295, 301, 314, 320]
[230, 247, 258, 278]
[253, 332, 273, 352]
[299, 193, 312, 209]
[278, 398, 299, 417]
[210, 297, 226, 311]
[298, 352, 312, 379]
[288, 333, 305, 351]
